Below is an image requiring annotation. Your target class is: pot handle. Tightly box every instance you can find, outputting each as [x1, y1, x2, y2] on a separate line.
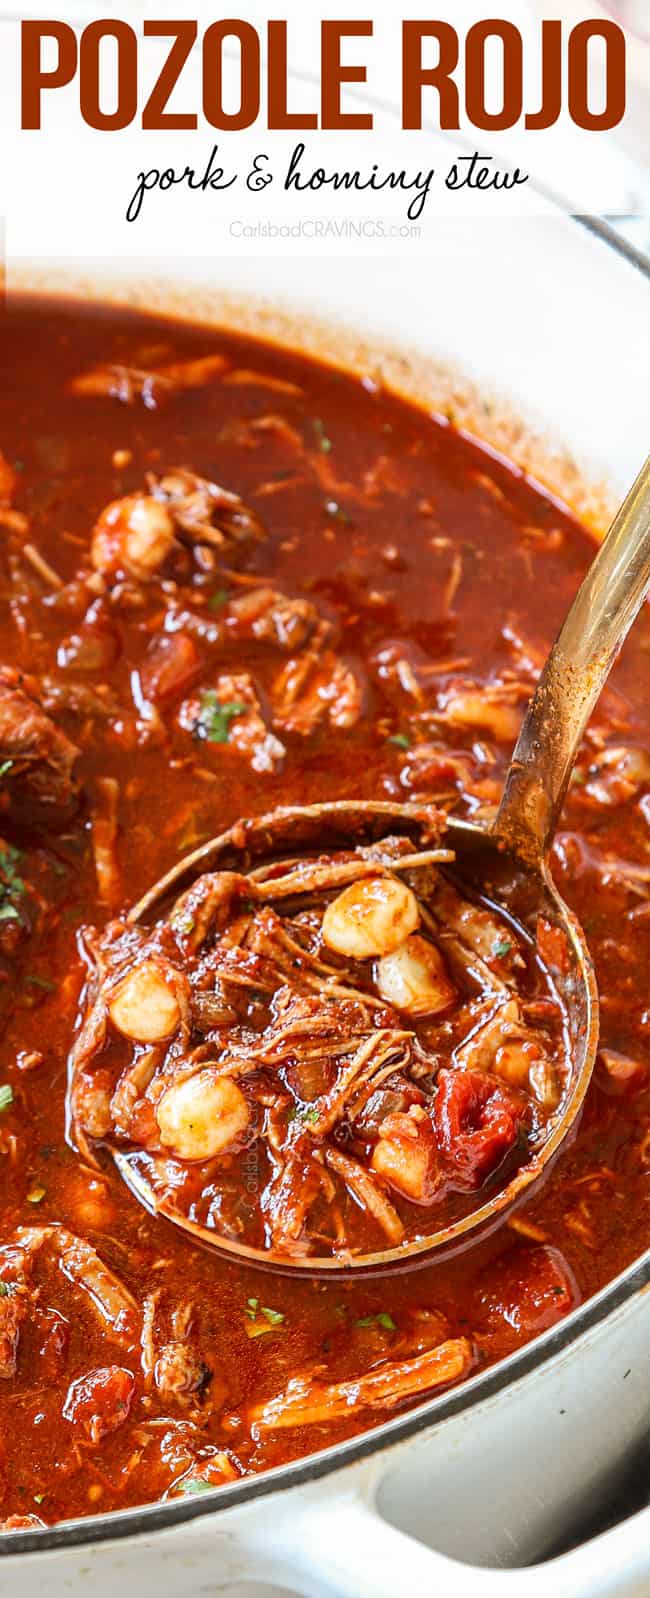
[237, 1480, 493, 1598]
[236, 1474, 650, 1598]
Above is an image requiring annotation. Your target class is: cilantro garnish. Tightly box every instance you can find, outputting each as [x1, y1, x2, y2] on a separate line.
[312, 418, 332, 454]
[355, 1312, 397, 1331]
[193, 693, 246, 744]
[0, 1084, 14, 1113]
[287, 1104, 320, 1128]
[245, 1297, 285, 1336]
[178, 1477, 214, 1496]
[0, 844, 27, 926]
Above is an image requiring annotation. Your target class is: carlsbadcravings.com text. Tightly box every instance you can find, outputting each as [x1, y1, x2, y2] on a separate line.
[125, 144, 528, 224]
[228, 221, 423, 239]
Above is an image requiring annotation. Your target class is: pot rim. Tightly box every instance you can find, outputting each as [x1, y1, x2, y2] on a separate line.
[2, 212, 649, 1559]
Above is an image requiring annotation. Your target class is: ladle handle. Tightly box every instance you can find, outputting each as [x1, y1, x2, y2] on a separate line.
[495, 455, 650, 867]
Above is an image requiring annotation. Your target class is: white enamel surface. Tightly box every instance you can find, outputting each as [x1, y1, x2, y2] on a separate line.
[218, 219, 649, 492]
[3, 215, 650, 1594]
[23, 214, 647, 497]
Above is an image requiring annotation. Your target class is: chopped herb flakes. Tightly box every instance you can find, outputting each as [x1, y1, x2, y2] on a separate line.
[312, 418, 332, 454]
[178, 1477, 214, 1496]
[26, 975, 55, 992]
[208, 589, 230, 611]
[355, 1312, 397, 1331]
[288, 1104, 319, 1125]
[492, 939, 513, 959]
[0, 1084, 14, 1113]
[260, 1306, 285, 1325]
[388, 733, 411, 750]
[245, 1297, 286, 1337]
[0, 760, 13, 778]
[0, 1282, 7, 1297]
[0, 844, 27, 926]
[194, 693, 246, 744]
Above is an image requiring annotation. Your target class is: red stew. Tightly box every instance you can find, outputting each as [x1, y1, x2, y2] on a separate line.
[0, 297, 648, 1526]
[68, 803, 569, 1262]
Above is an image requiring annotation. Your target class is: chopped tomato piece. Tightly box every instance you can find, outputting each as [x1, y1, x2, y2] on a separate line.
[140, 632, 202, 704]
[62, 1365, 135, 1443]
[475, 1244, 580, 1337]
[433, 1068, 522, 1188]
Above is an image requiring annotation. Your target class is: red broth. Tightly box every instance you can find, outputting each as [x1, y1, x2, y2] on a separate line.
[0, 296, 648, 1526]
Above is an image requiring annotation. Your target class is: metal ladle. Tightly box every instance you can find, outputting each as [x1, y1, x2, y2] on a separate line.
[116, 456, 650, 1272]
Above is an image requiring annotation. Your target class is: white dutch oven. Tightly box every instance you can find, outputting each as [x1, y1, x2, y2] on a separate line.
[3, 210, 650, 1595]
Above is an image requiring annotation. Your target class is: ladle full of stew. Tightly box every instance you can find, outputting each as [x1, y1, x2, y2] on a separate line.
[70, 458, 650, 1271]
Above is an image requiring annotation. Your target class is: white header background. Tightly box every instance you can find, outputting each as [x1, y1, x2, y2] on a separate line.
[0, 0, 648, 257]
